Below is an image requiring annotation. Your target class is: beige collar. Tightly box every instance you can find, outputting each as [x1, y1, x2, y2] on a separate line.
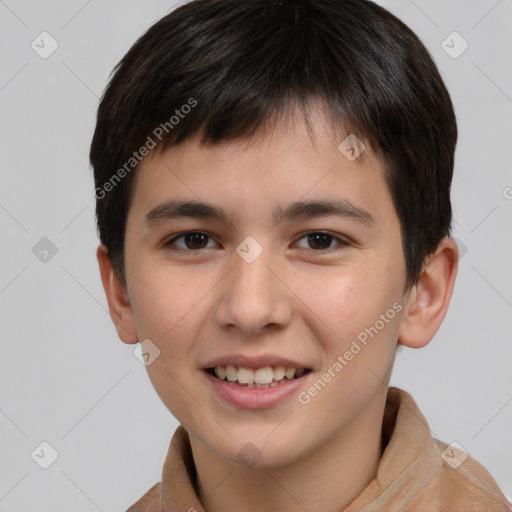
[144, 387, 510, 512]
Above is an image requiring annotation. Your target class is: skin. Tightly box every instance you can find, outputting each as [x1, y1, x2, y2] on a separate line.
[97, 105, 458, 512]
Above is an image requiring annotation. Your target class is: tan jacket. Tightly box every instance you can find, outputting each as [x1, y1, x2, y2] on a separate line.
[126, 387, 511, 511]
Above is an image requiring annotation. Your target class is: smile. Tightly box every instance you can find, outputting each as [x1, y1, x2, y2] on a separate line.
[206, 365, 311, 388]
[203, 365, 313, 409]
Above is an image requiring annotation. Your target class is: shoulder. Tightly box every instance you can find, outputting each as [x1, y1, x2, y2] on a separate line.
[427, 439, 512, 511]
[125, 482, 162, 512]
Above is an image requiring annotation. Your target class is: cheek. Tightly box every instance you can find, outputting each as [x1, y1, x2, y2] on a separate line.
[298, 274, 400, 431]
[127, 262, 208, 361]
[299, 266, 383, 339]
[296, 264, 401, 367]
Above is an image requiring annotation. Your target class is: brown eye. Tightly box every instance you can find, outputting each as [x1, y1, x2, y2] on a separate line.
[165, 232, 216, 251]
[307, 233, 333, 250]
[183, 232, 209, 249]
[295, 232, 349, 252]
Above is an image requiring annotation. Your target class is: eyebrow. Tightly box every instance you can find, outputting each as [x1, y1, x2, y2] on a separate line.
[145, 198, 375, 227]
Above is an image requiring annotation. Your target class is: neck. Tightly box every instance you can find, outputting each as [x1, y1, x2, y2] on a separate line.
[189, 391, 387, 512]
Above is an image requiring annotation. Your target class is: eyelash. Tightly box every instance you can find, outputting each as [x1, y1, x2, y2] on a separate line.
[163, 231, 350, 254]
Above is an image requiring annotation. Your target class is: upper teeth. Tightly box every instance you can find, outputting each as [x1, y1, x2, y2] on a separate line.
[214, 365, 304, 384]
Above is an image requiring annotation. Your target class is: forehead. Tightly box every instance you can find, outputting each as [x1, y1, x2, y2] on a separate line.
[128, 107, 394, 229]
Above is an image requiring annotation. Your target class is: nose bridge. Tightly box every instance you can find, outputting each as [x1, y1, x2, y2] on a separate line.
[215, 238, 292, 334]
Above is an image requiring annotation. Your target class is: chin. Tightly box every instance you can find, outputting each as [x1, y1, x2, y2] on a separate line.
[211, 426, 313, 470]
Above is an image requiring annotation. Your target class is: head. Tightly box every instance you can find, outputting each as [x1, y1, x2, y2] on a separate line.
[91, 0, 458, 468]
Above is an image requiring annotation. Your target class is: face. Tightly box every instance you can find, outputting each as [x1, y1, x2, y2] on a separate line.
[121, 108, 410, 468]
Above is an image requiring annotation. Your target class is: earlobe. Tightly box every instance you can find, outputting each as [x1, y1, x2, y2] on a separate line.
[398, 237, 458, 349]
[96, 244, 139, 344]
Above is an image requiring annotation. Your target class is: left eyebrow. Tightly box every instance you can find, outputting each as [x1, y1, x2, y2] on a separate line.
[144, 198, 375, 227]
[273, 199, 375, 226]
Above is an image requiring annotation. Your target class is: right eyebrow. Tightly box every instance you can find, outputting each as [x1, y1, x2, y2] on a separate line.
[145, 200, 230, 226]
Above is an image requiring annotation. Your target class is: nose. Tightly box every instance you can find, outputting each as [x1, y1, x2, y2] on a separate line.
[214, 244, 294, 336]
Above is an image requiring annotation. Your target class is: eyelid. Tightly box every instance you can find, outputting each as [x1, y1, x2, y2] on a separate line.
[164, 231, 219, 250]
[293, 231, 350, 250]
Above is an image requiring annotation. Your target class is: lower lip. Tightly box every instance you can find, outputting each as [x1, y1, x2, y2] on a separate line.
[204, 370, 311, 409]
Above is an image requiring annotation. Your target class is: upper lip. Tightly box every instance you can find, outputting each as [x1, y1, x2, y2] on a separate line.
[202, 354, 311, 370]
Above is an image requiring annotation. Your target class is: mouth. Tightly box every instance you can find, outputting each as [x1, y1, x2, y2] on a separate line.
[205, 365, 313, 389]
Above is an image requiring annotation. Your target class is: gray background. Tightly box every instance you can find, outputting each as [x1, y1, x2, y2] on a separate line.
[0, 0, 511, 510]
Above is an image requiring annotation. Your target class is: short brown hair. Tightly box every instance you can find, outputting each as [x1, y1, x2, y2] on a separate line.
[90, 0, 457, 288]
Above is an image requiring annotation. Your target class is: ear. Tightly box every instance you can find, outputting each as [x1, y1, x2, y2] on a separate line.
[398, 237, 459, 348]
[96, 244, 139, 344]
